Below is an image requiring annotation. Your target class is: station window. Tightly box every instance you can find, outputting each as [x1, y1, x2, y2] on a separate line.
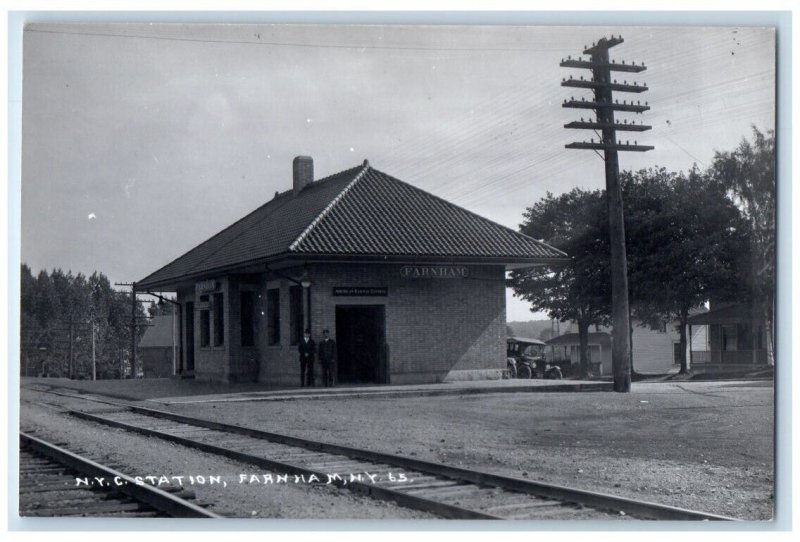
[200, 306, 210, 348]
[289, 285, 304, 346]
[213, 293, 224, 346]
[267, 288, 280, 345]
[240, 291, 255, 347]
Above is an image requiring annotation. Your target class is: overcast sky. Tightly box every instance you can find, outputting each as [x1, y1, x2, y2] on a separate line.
[21, 23, 775, 321]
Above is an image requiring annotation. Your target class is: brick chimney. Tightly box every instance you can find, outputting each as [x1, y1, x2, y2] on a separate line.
[293, 156, 314, 195]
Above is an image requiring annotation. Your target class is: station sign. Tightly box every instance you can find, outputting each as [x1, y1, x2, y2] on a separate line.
[400, 266, 469, 279]
[332, 287, 388, 297]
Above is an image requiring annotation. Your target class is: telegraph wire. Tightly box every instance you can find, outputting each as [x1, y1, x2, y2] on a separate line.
[25, 27, 575, 53]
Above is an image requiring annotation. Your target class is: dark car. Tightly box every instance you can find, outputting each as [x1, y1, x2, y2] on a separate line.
[507, 337, 562, 379]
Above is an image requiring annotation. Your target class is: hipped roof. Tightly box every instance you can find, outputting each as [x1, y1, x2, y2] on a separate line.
[137, 161, 567, 290]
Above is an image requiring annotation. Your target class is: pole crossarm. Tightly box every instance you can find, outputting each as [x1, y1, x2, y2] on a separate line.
[564, 121, 651, 132]
[562, 100, 650, 113]
[566, 142, 655, 152]
[582, 36, 625, 54]
[559, 59, 647, 73]
[561, 80, 648, 93]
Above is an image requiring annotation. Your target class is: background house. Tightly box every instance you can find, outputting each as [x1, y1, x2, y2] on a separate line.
[540, 319, 708, 376]
[138, 314, 178, 378]
[545, 332, 611, 375]
[687, 302, 769, 374]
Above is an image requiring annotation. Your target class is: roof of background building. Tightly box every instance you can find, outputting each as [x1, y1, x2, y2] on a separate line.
[138, 314, 175, 348]
[507, 336, 546, 345]
[546, 332, 613, 346]
[687, 303, 758, 326]
[137, 161, 567, 289]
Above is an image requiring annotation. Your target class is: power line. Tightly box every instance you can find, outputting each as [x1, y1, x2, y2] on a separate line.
[25, 27, 574, 53]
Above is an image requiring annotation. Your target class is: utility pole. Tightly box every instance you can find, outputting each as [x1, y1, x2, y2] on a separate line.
[91, 322, 96, 381]
[115, 281, 141, 379]
[560, 35, 653, 393]
[130, 282, 137, 378]
[68, 314, 74, 380]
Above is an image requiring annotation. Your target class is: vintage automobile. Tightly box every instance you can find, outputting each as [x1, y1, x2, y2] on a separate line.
[507, 336, 563, 379]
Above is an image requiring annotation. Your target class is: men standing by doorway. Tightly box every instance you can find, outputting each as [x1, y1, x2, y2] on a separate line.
[298, 329, 316, 387]
[318, 329, 337, 387]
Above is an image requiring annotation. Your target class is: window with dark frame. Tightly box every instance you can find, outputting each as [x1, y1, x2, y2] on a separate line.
[240, 290, 255, 347]
[267, 288, 280, 345]
[289, 285, 304, 346]
[199, 298, 210, 348]
[722, 324, 737, 351]
[213, 292, 224, 346]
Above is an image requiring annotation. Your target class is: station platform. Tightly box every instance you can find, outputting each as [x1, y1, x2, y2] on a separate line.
[21, 376, 612, 405]
[146, 378, 612, 405]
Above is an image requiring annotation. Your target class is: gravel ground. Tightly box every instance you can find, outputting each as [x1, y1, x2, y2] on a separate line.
[18, 397, 434, 520]
[19, 380, 774, 521]
[156, 380, 774, 521]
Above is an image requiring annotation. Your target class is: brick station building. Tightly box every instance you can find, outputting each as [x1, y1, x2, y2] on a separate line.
[135, 157, 566, 385]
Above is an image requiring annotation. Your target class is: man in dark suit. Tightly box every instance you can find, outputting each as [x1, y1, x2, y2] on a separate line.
[298, 329, 316, 387]
[318, 329, 337, 387]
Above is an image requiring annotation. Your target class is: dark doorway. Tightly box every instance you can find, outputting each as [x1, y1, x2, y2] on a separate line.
[185, 302, 195, 373]
[336, 305, 386, 384]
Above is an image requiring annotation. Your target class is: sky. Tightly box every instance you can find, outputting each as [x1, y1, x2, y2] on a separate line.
[20, 23, 775, 321]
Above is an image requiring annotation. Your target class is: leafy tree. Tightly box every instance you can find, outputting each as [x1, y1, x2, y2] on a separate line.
[20, 265, 148, 379]
[710, 128, 775, 365]
[508, 188, 611, 378]
[623, 167, 750, 373]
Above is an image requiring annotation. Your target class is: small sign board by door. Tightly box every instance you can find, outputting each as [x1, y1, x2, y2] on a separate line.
[332, 287, 388, 297]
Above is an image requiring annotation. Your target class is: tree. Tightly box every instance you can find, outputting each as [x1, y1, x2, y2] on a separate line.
[623, 167, 750, 373]
[508, 189, 611, 378]
[20, 265, 149, 379]
[710, 128, 775, 365]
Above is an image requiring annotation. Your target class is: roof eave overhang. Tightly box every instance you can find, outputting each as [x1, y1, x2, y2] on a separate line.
[134, 252, 570, 291]
[288, 253, 570, 267]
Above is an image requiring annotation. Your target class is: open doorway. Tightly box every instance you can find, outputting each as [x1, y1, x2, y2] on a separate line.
[335, 305, 386, 384]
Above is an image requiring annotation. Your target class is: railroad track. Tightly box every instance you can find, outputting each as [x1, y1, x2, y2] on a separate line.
[21, 386, 735, 521]
[19, 431, 220, 518]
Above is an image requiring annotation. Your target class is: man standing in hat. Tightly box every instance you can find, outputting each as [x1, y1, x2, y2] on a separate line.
[298, 329, 316, 387]
[318, 329, 337, 387]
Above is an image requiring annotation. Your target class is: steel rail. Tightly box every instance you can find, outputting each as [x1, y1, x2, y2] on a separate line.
[68, 410, 497, 520]
[19, 432, 220, 518]
[71, 403, 733, 521]
[123, 405, 736, 521]
[25, 386, 736, 521]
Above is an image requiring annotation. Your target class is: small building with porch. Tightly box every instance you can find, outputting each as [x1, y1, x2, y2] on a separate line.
[687, 303, 770, 374]
[135, 157, 566, 385]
